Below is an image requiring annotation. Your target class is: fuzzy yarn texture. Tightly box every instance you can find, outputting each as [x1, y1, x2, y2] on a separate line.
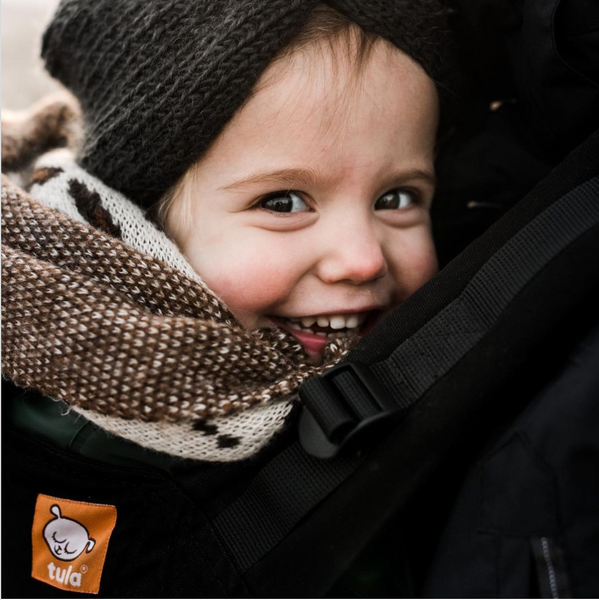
[1, 98, 354, 462]
[42, 0, 455, 210]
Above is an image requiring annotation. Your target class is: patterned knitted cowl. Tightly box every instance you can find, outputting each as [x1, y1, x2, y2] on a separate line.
[1, 96, 353, 462]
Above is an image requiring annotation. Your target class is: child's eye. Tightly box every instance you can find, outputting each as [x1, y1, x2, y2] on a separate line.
[258, 191, 309, 213]
[374, 189, 417, 210]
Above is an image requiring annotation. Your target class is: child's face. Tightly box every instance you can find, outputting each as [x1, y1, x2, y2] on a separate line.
[167, 42, 439, 362]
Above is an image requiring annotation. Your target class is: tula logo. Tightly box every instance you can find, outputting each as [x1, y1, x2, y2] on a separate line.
[46, 561, 84, 588]
[43, 504, 96, 561]
[40, 504, 96, 589]
[32, 494, 117, 594]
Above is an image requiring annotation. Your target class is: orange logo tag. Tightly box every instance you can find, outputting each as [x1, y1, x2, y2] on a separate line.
[31, 494, 117, 594]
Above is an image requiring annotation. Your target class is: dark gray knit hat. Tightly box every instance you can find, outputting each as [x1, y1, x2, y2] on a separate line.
[42, 0, 454, 210]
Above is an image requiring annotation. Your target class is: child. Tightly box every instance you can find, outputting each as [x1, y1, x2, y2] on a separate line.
[4, 0, 453, 462]
[2, 1, 453, 594]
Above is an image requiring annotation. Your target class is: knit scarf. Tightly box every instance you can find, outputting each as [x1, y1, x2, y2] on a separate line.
[1, 96, 352, 462]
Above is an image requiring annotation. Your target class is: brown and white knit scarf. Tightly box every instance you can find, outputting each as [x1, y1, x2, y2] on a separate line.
[1, 96, 352, 462]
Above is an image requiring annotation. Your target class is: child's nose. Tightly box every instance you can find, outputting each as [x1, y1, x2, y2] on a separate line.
[316, 222, 388, 285]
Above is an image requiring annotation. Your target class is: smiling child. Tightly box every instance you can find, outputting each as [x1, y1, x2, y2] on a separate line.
[160, 5, 441, 364]
[3, 1, 453, 462]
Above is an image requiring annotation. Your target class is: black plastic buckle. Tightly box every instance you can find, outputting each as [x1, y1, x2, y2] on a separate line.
[298, 362, 399, 459]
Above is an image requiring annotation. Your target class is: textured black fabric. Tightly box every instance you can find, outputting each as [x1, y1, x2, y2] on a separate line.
[432, 103, 554, 266]
[41, 0, 455, 210]
[449, 0, 599, 159]
[2, 379, 292, 598]
[371, 176, 599, 407]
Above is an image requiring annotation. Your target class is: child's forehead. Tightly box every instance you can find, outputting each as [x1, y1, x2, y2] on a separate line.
[260, 37, 430, 108]
[226, 39, 438, 147]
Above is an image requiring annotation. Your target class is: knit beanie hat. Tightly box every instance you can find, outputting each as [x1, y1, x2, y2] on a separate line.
[42, 0, 454, 211]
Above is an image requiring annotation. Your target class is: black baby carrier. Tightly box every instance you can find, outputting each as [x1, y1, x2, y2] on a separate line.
[3, 0, 598, 596]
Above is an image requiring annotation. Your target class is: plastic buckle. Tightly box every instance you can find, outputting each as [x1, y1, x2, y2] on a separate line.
[298, 362, 399, 459]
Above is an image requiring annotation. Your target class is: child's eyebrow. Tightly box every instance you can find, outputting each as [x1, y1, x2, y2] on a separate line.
[217, 168, 322, 192]
[218, 167, 436, 192]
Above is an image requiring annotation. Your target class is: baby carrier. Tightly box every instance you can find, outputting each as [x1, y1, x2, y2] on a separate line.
[3, 0, 598, 596]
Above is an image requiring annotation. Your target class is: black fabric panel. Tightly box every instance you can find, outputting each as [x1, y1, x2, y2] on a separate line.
[433, 0, 599, 268]
[432, 103, 554, 266]
[448, 0, 599, 157]
[479, 435, 558, 536]
[508, 0, 599, 158]
[173, 418, 299, 511]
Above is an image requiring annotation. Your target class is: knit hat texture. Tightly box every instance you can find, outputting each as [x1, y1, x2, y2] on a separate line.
[42, 0, 454, 210]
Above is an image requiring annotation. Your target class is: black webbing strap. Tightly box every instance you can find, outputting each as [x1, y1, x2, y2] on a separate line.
[211, 131, 598, 595]
[212, 439, 360, 572]
[299, 175, 599, 458]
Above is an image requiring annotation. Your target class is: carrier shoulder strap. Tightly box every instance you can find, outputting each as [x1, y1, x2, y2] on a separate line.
[212, 128, 599, 598]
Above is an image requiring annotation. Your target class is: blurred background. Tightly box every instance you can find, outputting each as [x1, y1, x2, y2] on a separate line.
[2, 0, 61, 110]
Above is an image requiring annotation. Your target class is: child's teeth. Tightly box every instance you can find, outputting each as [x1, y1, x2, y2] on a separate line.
[346, 315, 359, 328]
[329, 316, 346, 330]
[279, 312, 372, 333]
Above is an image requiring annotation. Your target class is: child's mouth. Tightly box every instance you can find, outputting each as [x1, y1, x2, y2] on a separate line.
[269, 311, 380, 360]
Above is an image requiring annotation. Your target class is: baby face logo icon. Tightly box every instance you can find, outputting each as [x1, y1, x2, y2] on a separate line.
[43, 505, 96, 561]
[32, 494, 117, 594]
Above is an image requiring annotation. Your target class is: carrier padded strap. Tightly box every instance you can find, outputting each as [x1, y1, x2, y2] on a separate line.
[249, 214, 599, 597]
[239, 129, 599, 597]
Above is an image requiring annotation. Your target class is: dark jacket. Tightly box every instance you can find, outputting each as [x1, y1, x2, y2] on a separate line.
[422, 321, 599, 598]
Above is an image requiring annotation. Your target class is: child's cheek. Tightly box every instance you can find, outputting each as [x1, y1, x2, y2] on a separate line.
[200, 245, 299, 325]
[388, 229, 438, 297]
[412, 239, 439, 285]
